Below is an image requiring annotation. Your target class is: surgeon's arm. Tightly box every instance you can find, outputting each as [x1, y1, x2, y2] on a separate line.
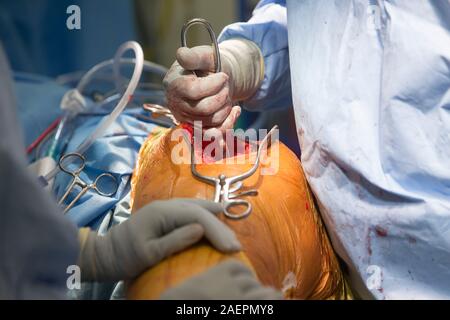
[164, 0, 290, 130]
[78, 198, 281, 299]
[77, 198, 241, 281]
[218, 0, 290, 111]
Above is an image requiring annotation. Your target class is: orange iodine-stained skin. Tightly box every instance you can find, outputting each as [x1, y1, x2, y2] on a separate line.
[127, 126, 348, 300]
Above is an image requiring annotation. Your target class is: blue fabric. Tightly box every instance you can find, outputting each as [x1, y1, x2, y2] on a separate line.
[12, 71, 164, 230]
[0, 0, 137, 77]
[52, 107, 160, 228]
[219, 0, 291, 111]
[13, 72, 67, 150]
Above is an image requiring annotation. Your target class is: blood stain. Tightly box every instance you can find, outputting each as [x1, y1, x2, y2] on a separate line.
[375, 225, 388, 237]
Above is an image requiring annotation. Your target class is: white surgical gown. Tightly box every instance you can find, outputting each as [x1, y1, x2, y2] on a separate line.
[220, 0, 450, 299]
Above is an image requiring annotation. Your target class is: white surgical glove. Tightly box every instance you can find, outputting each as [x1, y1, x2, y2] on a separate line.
[78, 198, 242, 282]
[160, 260, 283, 300]
[164, 39, 264, 132]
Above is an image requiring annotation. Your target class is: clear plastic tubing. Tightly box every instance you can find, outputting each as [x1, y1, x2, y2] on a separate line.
[76, 58, 167, 94]
[42, 41, 144, 184]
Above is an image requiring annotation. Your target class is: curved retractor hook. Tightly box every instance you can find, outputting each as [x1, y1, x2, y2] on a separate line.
[181, 18, 221, 74]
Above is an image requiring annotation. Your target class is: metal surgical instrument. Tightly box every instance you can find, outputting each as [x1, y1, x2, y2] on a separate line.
[181, 18, 221, 73]
[180, 19, 278, 219]
[189, 125, 278, 220]
[57, 152, 119, 214]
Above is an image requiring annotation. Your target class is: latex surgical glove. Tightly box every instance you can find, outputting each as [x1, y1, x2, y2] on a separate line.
[164, 38, 264, 132]
[160, 260, 283, 300]
[78, 198, 242, 282]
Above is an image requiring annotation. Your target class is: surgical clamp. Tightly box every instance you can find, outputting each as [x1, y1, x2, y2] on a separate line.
[57, 152, 119, 214]
[189, 125, 278, 220]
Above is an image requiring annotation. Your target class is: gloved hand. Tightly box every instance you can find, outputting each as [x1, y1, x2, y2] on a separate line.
[164, 38, 264, 132]
[160, 260, 283, 300]
[78, 198, 242, 282]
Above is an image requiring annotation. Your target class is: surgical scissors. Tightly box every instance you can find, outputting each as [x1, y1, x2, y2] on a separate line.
[57, 153, 119, 214]
[189, 126, 278, 220]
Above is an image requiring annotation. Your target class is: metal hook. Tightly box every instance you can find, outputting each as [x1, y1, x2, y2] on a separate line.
[187, 125, 279, 220]
[181, 18, 221, 73]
